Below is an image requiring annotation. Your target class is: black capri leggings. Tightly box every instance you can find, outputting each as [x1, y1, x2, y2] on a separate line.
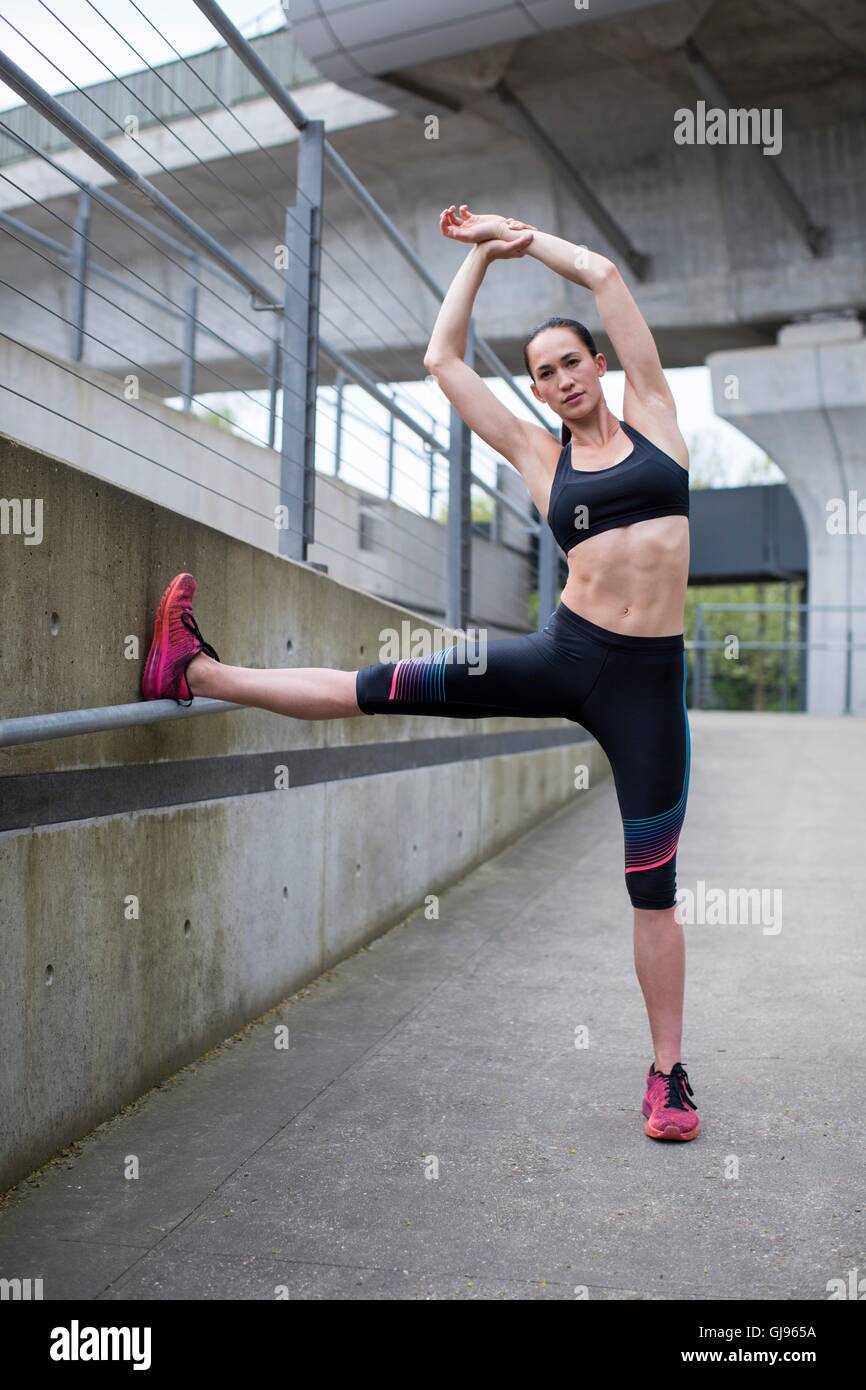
[355, 600, 691, 911]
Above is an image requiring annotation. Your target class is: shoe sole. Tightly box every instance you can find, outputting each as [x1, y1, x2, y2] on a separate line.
[141, 572, 196, 701]
[642, 1098, 700, 1141]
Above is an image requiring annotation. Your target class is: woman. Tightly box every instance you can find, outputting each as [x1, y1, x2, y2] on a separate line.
[141, 205, 699, 1142]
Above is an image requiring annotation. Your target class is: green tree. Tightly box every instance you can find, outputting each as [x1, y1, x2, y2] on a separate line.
[435, 492, 496, 524]
[686, 579, 804, 711]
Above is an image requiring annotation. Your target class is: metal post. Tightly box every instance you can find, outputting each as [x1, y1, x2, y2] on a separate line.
[333, 370, 345, 476]
[278, 118, 324, 560]
[386, 392, 396, 498]
[427, 409, 437, 516]
[694, 606, 704, 710]
[427, 443, 435, 518]
[799, 580, 809, 711]
[537, 520, 559, 630]
[180, 254, 199, 410]
[267, 336, 280, 449]
[781, 583, 791, 711]
[491, 463, 501, 547]
[844, 602, 854, 716]
[70, 189, 90, 362]
[447, 319, 474, 631]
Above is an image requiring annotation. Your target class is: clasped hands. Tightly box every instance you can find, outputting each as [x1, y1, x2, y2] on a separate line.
[438, 203, 536, 260]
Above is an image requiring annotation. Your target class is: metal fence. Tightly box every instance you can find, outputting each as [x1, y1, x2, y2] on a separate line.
[689, 603, 866, 715]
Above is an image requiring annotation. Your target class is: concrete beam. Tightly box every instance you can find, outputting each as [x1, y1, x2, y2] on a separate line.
[682, 39, 828, 258]
[493, 79, 649, 280]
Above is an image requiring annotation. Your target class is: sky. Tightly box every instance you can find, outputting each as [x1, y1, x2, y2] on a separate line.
[0, 0, 773, 487]
[185, 366, 775, 522]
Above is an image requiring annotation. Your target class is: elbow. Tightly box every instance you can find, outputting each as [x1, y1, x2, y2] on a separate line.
[423, 353, 453, 375]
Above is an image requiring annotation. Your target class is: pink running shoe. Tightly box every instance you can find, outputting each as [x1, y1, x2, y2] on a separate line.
[141, 572, 220, 706]
[642, 1060, 700, 1141]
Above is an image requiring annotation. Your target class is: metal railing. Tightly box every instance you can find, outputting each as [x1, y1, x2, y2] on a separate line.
[0, 2, 567, 747]
[0, 2, 559, 628]
[690, 603, 866, 715]
[0, 696, 247, 749]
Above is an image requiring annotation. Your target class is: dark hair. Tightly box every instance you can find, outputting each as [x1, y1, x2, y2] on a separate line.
[522, 316, 600, 446]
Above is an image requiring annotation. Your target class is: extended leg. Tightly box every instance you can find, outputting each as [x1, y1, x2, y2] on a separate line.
[185, 623, 580, 723]
[354, 628, 591, 720]
[186, 651, 362, 719]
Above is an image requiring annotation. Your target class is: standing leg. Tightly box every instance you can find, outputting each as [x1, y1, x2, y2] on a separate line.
[633, 905, 685, 1073]
[578, 642, 691, 1065]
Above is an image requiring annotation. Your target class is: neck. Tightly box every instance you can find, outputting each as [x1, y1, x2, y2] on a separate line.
[568, 399, 619, 450]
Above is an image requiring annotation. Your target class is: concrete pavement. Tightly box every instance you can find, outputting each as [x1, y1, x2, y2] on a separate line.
[1, 709, 863, 1301]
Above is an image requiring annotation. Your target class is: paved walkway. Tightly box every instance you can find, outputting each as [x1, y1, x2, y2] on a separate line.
[1, 711, 863, 1300]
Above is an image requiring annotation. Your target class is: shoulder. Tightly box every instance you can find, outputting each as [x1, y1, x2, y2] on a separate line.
[514, 418, 564, 479]
[507, 421, 567, 522]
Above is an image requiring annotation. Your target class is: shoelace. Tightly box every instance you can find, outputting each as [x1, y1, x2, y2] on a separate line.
[181, 609, 221, 662]
[657, 1062, 697, 1112]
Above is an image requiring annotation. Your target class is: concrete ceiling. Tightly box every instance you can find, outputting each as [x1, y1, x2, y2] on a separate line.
[289, 0, 866, 135]
[289, 0, 674, 112]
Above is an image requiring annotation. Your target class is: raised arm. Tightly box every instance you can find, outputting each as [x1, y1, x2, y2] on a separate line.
[423, 218, 559, 483]
[506, 220, 688, 467]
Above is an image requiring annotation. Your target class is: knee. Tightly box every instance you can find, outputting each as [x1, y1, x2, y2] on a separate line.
[355, 662, 392, 714]
[626, 866, 677, 912]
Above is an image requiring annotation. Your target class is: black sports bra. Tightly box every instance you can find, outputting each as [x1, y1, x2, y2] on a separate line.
[546, 419, 689, 554]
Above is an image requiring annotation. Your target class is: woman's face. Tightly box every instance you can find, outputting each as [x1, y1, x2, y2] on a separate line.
[527, 327, 606, 424]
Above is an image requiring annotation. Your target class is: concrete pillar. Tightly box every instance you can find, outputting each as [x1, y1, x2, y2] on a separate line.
[707, 317, 866, 715]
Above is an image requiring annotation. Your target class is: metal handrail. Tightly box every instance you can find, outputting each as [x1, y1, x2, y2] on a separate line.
[0, 697, 247, 749]
[689, 640, 866, 650]
[694, 603, 866, 613]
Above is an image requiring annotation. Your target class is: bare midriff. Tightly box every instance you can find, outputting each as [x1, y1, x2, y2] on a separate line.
[560, 514, 690, 636]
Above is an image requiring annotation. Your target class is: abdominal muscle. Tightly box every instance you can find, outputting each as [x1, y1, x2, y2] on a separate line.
[559, 515, 690, 636]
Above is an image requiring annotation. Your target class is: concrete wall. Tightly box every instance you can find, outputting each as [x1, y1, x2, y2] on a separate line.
[0, 435, 606, 1192]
